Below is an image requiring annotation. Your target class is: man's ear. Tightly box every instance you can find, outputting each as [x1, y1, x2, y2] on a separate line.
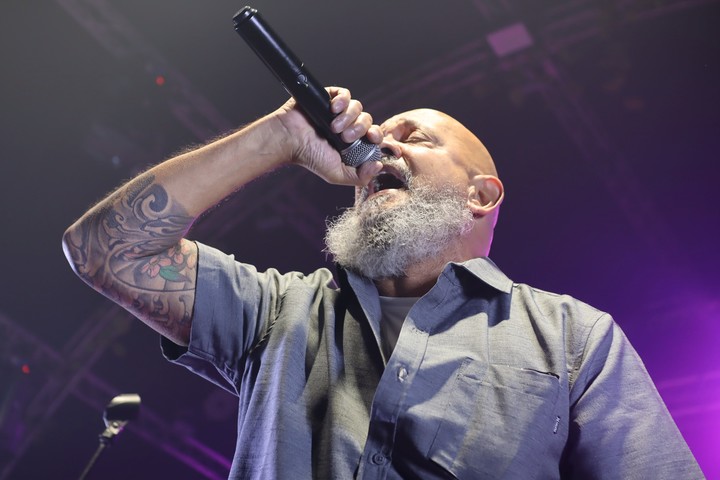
[467, 175, 504, 217]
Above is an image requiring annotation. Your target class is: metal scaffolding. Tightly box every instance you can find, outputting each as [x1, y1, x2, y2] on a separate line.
[0, 311, 231, 479]
[1, 0, 715, 477]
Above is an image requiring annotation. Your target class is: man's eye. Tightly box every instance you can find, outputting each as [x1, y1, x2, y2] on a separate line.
[406, 134, 429, 143]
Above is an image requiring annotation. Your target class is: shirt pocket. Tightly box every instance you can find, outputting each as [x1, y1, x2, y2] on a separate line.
[427, 361, 560, 479]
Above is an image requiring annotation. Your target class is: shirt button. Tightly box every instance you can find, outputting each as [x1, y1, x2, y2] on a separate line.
[371, 452, 387, 465]
[397, 366, 408, 382]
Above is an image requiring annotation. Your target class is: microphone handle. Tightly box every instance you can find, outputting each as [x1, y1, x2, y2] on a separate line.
[233, 6, 381, 167]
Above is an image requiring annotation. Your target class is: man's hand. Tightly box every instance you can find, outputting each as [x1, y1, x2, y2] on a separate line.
[271, 86, 383, 186]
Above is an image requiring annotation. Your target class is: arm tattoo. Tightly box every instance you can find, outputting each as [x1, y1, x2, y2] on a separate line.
[64, 174, 197, 342]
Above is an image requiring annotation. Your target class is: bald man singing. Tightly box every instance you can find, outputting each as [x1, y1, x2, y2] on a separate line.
[63, 88, 702, 479]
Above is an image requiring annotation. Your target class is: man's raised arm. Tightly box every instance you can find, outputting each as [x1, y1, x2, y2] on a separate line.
[62, 88, 382, 346]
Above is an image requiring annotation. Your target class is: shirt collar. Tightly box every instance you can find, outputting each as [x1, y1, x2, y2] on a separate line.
[448, 257, 514, 294]
[337, 256, 513, 297]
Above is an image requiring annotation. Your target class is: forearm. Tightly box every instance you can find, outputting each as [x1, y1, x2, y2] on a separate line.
[66, 114, 288, 254]
[62, 115, 289, 343]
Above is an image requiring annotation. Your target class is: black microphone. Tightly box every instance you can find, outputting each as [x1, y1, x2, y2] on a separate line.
[233, 6, 381, 167]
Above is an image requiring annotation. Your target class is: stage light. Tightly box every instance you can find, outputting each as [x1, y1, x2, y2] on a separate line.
[486, 23, 533, 57]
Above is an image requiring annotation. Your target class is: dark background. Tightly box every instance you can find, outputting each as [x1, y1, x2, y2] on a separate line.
[1, 1, 718, 478]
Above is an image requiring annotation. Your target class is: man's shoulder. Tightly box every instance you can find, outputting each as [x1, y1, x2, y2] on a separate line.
[510, 281, 611, 332]
[457, 257, 609, 323]
[196, 240, 339, 290]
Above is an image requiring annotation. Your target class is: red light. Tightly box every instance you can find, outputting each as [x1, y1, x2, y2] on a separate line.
[155, 75, 165, 86]
[21, 364, 30, 375]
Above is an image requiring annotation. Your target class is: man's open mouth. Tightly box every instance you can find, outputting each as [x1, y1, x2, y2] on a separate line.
[367, 165, 409, 197]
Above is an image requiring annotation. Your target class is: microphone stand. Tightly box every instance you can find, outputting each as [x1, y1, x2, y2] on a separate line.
[77, 394, 141, 480]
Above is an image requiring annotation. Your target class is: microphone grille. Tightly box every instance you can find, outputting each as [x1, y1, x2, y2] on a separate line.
[341, 139, 382, 167]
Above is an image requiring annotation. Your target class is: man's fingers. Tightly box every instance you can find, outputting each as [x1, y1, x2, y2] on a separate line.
[340, 111, 373, 144]
[356, 160, 383, 185]
[331, 98, 364, 131]
[327, 87, 381, 145]
[366, 125, 383, 144]
[328, 87, 350, 114]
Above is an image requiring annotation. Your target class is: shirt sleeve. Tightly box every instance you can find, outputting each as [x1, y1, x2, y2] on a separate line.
[562, 314, 704, 479]
[160, 242, 287, 395]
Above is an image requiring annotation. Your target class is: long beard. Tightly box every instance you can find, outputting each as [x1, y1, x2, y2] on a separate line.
[324, 180, 474, 279]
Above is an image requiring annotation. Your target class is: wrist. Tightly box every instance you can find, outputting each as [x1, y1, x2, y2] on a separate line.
[266, 105, 316, 165]
[228, 112, 296, 169]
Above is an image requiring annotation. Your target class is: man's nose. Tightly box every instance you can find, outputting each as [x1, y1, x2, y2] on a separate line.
[379, 137, 402, 159]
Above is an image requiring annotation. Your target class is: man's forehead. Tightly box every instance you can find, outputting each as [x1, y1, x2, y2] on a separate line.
[380, 109, 447, 134]
[381, 109, 497, 177]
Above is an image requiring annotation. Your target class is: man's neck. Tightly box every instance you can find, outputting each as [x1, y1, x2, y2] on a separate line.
[374, 274, 437, 298]
[371, 233, 488, 297]
[373, 251, 461, 297]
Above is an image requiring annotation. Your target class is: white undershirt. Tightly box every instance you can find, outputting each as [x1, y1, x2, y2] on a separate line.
[378, 295, 420, 360]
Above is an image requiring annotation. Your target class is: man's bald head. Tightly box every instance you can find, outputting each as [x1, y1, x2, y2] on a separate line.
[379, 108, 499, 180]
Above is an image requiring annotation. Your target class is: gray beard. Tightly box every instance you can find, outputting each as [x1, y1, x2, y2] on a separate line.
[324, 178, 474, 279]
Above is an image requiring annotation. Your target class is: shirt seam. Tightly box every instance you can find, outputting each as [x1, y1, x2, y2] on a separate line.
[569, 312, 608, 397]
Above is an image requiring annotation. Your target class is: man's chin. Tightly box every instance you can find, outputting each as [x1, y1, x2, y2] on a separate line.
[359, 189, 407, 213]
[343, 252, 409, 280]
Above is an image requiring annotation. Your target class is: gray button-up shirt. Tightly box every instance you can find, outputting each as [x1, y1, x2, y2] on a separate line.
[162, 242, 703, 479]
